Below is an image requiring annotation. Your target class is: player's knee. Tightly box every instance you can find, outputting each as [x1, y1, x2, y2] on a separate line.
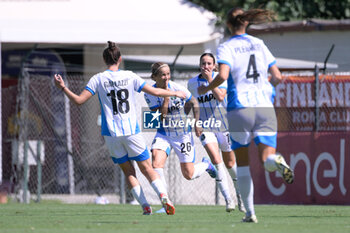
[152, 160, 163, 169]
[225, 160, 235, 168]
[182, 171, 193, 180]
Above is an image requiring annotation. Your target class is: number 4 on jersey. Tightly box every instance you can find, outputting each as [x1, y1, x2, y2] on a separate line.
[246, 54, 259, 83]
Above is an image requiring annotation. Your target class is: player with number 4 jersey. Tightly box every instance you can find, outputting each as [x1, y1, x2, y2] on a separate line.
[217, 31, 276, 109]
[198, 8, 294, 223]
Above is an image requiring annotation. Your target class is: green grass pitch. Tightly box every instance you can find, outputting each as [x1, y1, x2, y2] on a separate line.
[0, 203, 349, 233]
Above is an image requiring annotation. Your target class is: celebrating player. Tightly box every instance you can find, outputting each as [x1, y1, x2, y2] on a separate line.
[53, 41, 186, 215]
[144, 62, 217, 212]
[187, 53, 245, 213]
[198, 8, 294, 223]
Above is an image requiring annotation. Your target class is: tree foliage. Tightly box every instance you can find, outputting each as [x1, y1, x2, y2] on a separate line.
[189, 0, 350, 22]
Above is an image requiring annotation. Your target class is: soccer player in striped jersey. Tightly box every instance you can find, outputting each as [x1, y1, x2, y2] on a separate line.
[198, 8, 294, 223]
[144, 62, 217, 213]
[53, 41, 186, 215]
[187, 53, 245, 213]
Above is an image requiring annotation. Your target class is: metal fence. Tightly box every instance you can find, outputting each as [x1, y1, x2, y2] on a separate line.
[275, 72, 350, 132]
[2, 72, 220, 205]
[2, 63, 350, 205]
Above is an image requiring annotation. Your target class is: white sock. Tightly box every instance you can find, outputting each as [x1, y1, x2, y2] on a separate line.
[131, 185, 148, 207]
[237, 166, 255, 217]
[154, 168, 167, 190]
[151, 178, 167, 197]
[227, 163, 237, 181]
[215, 162, 232, 202]
[264, 154, 278, 172]
[227, 163, 241, 195]
[191, 162, 208, 180]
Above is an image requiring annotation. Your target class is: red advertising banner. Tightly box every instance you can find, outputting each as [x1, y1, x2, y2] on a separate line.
[251, 132, 350, 204]
[275, 75, 350, 132]
[249, 75, 350, 204]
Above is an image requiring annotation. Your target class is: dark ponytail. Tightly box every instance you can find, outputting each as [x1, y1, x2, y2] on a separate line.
[103, 41, 121, 66]
[227, 8, 275, 31]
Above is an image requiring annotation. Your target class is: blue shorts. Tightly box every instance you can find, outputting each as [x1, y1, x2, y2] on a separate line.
[105, 133, 150, 164]
[227, 107, 277, 149]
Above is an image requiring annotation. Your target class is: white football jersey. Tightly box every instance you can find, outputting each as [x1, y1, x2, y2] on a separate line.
[144, 81, 192, 137]
[86, 69, 146, 137]
[217, 33, 276, 110]
[187, 72, 229, 132]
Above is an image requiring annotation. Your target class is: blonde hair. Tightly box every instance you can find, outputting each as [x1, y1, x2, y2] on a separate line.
[150, 62, 170, 81]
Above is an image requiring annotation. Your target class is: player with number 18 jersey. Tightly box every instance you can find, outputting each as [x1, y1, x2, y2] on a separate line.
[86, 70, 145, 137]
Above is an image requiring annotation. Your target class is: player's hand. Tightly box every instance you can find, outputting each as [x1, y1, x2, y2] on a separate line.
[197, 85, 208, 95]
[175, 91, 187, 99]
[54, 74, 65, 90]
[201, 67, 212, 80]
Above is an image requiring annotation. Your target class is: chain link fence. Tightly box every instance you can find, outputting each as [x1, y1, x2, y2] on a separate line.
[2, 52, 349, 205]
[2, 72, 221, 205]
[275, 73, 350, 132]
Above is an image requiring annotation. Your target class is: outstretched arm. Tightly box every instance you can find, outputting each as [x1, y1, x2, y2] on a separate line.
[54, 74, 92, 105]
[142, 83, 186, 99]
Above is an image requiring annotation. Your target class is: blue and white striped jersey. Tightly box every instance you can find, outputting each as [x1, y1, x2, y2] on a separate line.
[187, 72, 229, 132]
[85, 69, 146, 137]
[217, 33, 276, 110]
[144, 81, 192, 137]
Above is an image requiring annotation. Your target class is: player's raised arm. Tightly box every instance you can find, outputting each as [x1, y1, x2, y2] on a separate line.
[54, 74, 92, 105]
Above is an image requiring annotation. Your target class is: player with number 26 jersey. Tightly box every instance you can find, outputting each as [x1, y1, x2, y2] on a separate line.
[217, 33, 276, 109]
[86, 70, 145, 137]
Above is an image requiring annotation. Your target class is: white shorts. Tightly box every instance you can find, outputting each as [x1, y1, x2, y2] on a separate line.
[151, 132, 195, 163]
[104, 133, 149, 164]
[227, 108, 277, 149]
[199, 131, 232, 152]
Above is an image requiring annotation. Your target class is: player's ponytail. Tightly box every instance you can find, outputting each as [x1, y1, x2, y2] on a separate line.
[227, 8, 275, 32]
[103, 41, 121, 66]
[107, 41, 116, 49]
